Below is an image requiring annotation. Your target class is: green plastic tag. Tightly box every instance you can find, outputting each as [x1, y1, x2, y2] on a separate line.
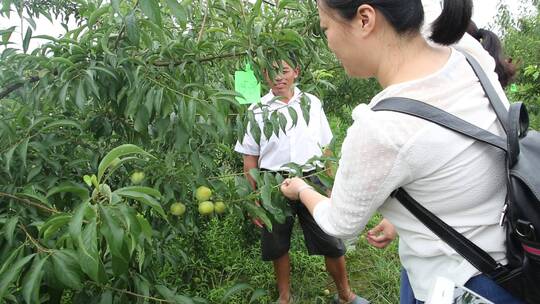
[510, 83, 518, 92]
[235, 64, 260, 104]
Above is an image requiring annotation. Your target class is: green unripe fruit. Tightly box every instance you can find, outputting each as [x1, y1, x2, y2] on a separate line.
[214, 201, 226, 214]
[130, 171, 145, 184]
[323, 289, 330, 296]
[170, 202, 186, 216]
[198, 201, 214, 215]
[195, 186, 212, 202]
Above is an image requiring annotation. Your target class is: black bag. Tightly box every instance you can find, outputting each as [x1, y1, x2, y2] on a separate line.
[372, 52, 540, 304]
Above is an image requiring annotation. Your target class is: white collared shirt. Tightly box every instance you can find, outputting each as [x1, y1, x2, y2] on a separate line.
[235, 87, 332, 171]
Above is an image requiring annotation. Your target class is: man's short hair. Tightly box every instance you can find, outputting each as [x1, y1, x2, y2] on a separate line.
[287, 51, 299, 68]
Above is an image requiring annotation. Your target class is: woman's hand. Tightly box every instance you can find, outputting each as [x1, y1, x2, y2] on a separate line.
[366, 218, 397, 249]
[280, 177, 309, 200]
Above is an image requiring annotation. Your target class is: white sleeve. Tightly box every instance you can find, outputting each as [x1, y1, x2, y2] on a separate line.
[234, 122, 260, 156]
[312, 108, 412, 239]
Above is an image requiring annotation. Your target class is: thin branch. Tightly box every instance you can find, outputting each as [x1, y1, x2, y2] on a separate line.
[90, 282, 174, 303]
[0, 192, 59, 214]
[197, 0, 209, 43]
[0, 76, 40, 99]
[20, 224, 54, 253]
[152, 51, 247, 67]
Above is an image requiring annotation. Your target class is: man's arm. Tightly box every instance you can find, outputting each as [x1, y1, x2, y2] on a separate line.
[242, 154, 264, 228]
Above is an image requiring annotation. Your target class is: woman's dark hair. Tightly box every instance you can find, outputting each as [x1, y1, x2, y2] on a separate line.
[467, 21, 516, 88]
[320, 0, 472, 45]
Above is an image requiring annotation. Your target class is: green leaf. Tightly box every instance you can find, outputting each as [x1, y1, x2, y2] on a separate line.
[18, 138, 29, 169]
[50, 57, 74, 67]
[249, 289, 268, 304]
[41, 214, 71, 241]
[263, 120, 273, 141]
[156, 285, 194, 304]
[115, 189, 166, 219]
[221, 283, 252, 303]
[83, 175, 92, 187]
[140, 0, 162, 27]
[316, 173, 334, 189]
[51, 250, 83, 290]
[89, 66, 118, 80]
[22, 255, 48, 304]
[118, 205, 142, 252]
[125, 11, 140, 46]
[3, 216, 18, 245]
[88, 5, 110, 28]
[22, 27, 32, 53]
[4, 145, 16, 174]
[75, 80, 86, 109]
[78, 218, 105, 282]
[47, 183, 89, 201]
[97, 144, 154, 183]
[287, 107, 298, 128]
[166, 0, 188, 24]
[244, 203, 273, 231]
[135, 213, 153, 240]
[116, 186, 161, 197]
[0, 26, 15, 44]
[134, 106, 150, 132]
[252, 0, 263, 16]
[40, 119, 83, 132]
[278, 112, 288, 134]
[69, 200, 90, 241]
[260, 184, 272, 210]
[300, 94, 311, 126]
[99, 205, 125, 258]
[0, 254, 35, 299]
[0, 246, 23, 276]
[249, 120, 261, 145]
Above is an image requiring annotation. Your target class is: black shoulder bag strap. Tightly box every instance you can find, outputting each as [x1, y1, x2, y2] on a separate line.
[370, 51, 512, 280]
[373, 98, 508, 279]
[461, 51, 509, 132]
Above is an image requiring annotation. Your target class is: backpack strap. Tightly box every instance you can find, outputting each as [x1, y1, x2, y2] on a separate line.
[372, 97, 507, 151]
[391, 188, 507, 279]
[461, 51, 509, 133]
[508, 102, 529, 166]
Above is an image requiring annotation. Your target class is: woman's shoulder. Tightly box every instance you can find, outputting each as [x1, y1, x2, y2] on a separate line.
[348, 103, 426, 152]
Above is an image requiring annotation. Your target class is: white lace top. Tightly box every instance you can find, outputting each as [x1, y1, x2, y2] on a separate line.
[312, 46, 511, 300]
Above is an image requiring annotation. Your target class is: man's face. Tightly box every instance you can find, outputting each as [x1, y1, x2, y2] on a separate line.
[264, 60, 299, 96]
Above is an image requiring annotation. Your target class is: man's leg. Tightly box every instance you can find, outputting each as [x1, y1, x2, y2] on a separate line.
[273, 252, 292, 304]
[325, 255, 356, 302]
[261, 213, 295, 303]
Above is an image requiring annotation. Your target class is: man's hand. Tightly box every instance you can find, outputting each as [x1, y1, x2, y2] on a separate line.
[366, 218, 397, 249]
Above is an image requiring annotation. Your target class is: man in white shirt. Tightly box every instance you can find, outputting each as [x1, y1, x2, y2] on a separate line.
[235, 59, 363, 304]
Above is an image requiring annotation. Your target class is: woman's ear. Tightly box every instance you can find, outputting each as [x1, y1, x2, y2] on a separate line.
[355, 4, 377, 35]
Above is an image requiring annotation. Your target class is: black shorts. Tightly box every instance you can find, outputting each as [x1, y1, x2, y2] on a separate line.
[260, 172, 346, 261]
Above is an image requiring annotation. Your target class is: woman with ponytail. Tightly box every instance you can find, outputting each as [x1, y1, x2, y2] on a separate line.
[280, 0, 523, 303]
[467, 21, 517, 88]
